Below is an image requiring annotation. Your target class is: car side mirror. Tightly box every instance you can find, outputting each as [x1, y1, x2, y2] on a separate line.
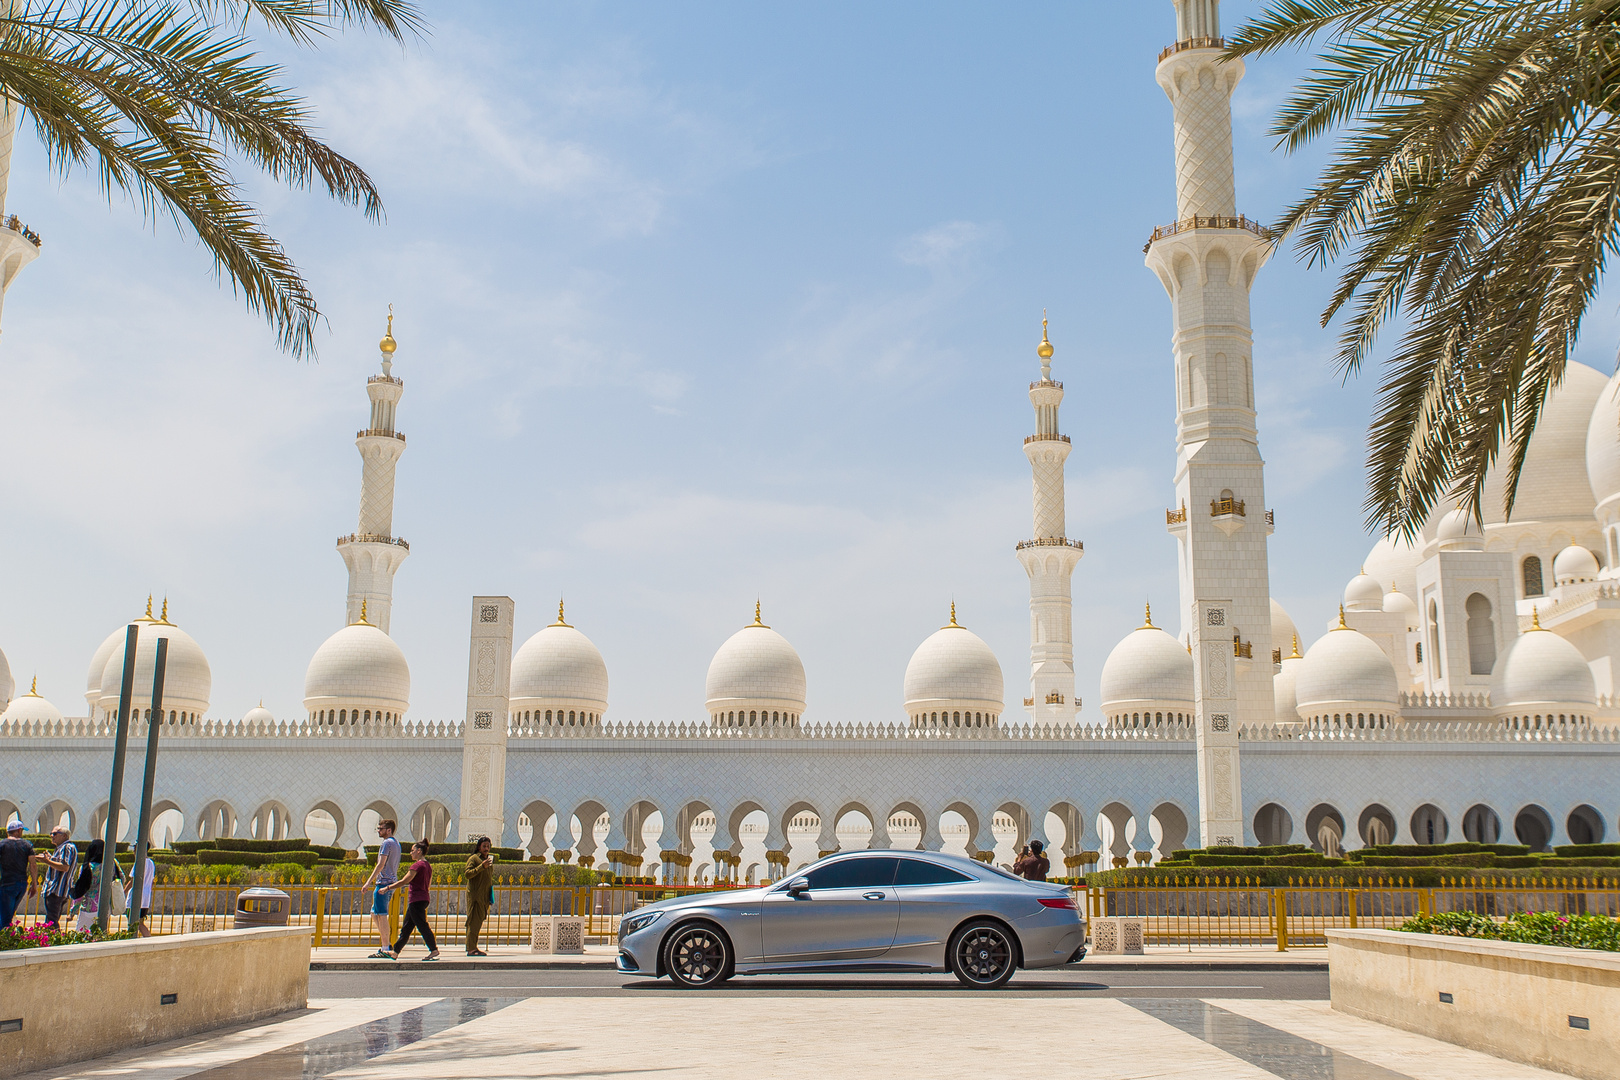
[786, 877, 810, 896]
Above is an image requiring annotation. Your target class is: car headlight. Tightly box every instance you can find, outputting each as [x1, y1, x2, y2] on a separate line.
[620, 909, 665, 938]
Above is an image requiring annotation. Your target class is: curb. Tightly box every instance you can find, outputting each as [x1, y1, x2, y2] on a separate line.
[1082, 960, 1328, 972]
[312, 958, 1326, 973]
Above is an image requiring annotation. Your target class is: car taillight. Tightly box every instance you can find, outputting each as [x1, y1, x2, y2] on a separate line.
[1038, 897, 1077, 909]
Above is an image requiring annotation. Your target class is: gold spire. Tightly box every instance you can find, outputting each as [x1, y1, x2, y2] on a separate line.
[1336, 604, 1349, 630]
[1290, 632, 1302, 659]
[158, 596, 171, 625]
[1141, 602, 1155, 629]
[552, 598, 569, 627]
[141, 595, 154, 621]
[752, 600, 766, 627]
[1531, 605, 1542, 630]
[945, 601, 961, 628]
[1037, 310, 1054, 360]
[356, 598, 370, 626]
[26, 675, 37, 697]
[379, 304, 397, 355]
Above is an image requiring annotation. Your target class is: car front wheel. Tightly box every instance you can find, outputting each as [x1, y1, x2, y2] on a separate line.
[950, 920, 1016, 989]
[663, 921, 732, 989]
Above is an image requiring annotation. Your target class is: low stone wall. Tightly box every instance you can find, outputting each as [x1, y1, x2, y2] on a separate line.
[0, 926, 310, 1073]
[1327, 927, 1619, 1080]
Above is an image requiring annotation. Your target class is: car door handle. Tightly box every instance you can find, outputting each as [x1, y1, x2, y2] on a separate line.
[863, 891, 887, 900]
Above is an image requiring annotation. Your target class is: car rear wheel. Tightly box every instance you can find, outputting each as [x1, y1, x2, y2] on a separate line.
[663, 921, 732, 989]
[949, 920, 1016, 989]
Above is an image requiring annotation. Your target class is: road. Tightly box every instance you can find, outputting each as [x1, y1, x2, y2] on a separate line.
[310, 965, 1328, 999]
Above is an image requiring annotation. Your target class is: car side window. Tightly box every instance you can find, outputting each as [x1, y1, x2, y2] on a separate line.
[894, 859, 975, 886]
[804, 856, 898, 890]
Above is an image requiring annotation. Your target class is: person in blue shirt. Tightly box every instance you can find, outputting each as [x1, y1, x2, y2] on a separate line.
[360, 818, 402, 958]
[39, 827, 77, 926]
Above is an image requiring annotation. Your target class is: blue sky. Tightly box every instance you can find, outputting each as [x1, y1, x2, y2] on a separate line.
[3, 1, 1617, 726]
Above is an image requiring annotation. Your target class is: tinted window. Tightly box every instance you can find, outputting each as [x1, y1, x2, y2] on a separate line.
[894, 859, 974, 886]
[804, 857, 898, 890]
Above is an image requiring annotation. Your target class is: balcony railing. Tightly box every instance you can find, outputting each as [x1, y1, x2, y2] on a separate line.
[1234, 639, 1253, 659]
[1024, 433, 1071, 445]
[4, 214, 40, 247]
[1045, 691, 1066, 705]
[1016, 537, 1084, 552]
[1158, 36, 1225, 62]
[1029, 380, 1063, 391]
[1023, 697, 1035, 707]
[368, 374, 403, 386]
[1272, 647, 1284, 665]
[336, 533, 410, 550]
[1265, 509, 1275, 527]
[1212, 497, 1246, 517]
[357, 428, 405, 443]
[1166, 505, 1187, 525]
[1144, 214, 1273, 253]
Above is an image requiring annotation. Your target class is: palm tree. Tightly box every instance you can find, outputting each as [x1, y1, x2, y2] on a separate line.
[0, 0, 423, 356]
[1227, 1, 1620, 537]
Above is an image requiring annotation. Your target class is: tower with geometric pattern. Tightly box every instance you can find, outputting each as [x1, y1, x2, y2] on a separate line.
[336, 313, 410, 634]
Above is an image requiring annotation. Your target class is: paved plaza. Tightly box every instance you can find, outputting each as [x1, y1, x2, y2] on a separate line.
[16, 970, 1573, 1080]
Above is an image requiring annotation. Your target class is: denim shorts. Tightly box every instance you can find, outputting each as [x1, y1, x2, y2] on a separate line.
[371, 888, 390, 915]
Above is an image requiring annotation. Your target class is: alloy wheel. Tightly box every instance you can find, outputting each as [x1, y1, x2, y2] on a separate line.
[952, 923, 1014, 988]
[665, 923, 730, 988]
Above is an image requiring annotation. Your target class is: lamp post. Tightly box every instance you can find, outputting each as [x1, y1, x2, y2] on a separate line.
[128, 637, 167, 935]
[97, 624, 139, 934]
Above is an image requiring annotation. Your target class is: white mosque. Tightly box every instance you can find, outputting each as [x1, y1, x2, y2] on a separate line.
[3, 0, 1618, 876]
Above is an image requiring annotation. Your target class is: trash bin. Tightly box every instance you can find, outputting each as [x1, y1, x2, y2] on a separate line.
[234, 887, 291, 928]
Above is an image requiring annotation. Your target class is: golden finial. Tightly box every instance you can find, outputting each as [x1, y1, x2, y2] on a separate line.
[356, 599, 370, 626]
[1037, 310, 1054, 361]
[753, 600, 765, 627]
[1141, 602, 1155, 629]
[142, 595, 154, 621]
[1336, 604, 1349, 630]
[1531, 605, 1542, 630]
[379, 304, 397, 355]
[945, 601, 961, 628]
[27, 675, 37, 696]
[1290, 632, 1301, 659]
[158, 596, 171, 625]
[552, 598, 569, 627]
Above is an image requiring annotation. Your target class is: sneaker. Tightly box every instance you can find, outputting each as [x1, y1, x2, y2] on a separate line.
[421, 951, 440, 962]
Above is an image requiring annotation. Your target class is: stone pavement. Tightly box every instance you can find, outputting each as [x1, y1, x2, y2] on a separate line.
[309, 942, 1328, 970]
[20, 994, 1573, 1080]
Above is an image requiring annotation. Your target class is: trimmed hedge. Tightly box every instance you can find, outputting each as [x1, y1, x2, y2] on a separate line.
[214, 838, 311, 853]
[197, 849, 319, 868]
[1554, 844, 1620, 858]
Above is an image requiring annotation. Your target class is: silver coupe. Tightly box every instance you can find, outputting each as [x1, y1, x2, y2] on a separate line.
[616, 850, 1086, 989]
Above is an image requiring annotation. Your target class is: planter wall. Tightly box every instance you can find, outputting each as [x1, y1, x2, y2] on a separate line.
[1327, 927, 1619, 1080]
[0, 926, 310, 1072]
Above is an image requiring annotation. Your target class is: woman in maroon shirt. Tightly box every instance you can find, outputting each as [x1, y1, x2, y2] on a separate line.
[382, 841, 440, 961]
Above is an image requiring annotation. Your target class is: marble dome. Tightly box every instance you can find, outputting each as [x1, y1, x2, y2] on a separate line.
[0, 643, 12, 711]
[1435, 509, 1484, 551]
[903, 608, 1004, 724]
[86, 624, 130, 714]
[1294, 618, 1400, 719]
[1273, 645, 1304, 726]
[242, 703, 275, 726]
[1490, 622, 1596, 711]
[1586, 366, 1620, 510]
[1481, 360, 1607, 523]
[96, 604, 211, 722]
[1100, 607, 1195, 724]
[705, 607, 807, 724]
[303, 620, 410, 722]
[1553, 544, 1600, 586]
[1269, 599, 1297, 657]
[0, 680, 63, 726]
[1383, 586, 1419, 630]
[510, 608, 610, 725]
[1343, 572, 1385, 612]
[1362, 533, 1424, 602]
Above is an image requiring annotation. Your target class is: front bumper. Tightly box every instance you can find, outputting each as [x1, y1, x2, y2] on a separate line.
[616, 930, 661, 976]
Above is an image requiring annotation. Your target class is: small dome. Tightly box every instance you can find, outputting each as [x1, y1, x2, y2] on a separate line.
[1482, 361, 1607, 523]
[1383, 586, 1419, 629]
[1295, 619, 1400, 711]
[705, 608, 807, 720]
[1435, 509, 1484, 551]
[304, 622, 410, 718]
[1269, 599, 1297, 658]
[242, 703, 275, 726]
[1343, 572, 1385, 612]
[903, 610, 1004, 719]
[510, 611, 609, 714]
[1100, 609, 1195, 709]
[98, 607, 211, 720]
[1363, 533, 1424, 601]
[1553, 544, 1600, 586]
[1273, 649, 1304, 726]
[1491, 623, 1596, 709]
[0, 680, 63, 725]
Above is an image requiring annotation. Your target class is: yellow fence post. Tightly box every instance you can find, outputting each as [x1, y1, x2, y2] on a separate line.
[389, 887, 401, 945]
[313, 888, 326, 948]
[1347, 888, 1358, 930]
[1274, 889, 1288, 951]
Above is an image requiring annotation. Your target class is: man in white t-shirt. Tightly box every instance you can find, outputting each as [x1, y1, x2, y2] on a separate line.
[360, 819, 402, 958]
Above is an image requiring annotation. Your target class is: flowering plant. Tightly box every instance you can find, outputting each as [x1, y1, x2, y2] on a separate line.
[0, 923, 136, 950]
[1399, 911, 1620, 951]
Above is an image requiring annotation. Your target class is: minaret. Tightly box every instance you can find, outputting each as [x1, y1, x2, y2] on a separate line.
[1017, 315, 1083, 723]
[336, 311, 409, 633]
[1144, 0, 1274, 846]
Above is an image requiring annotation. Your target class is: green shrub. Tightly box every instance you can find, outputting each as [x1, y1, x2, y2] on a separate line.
[215, 838, 311, 853]
[1554, 844, 1620, 858]
[1400, 911, 1620, 951]
[173, 841, 213, 855]
[260, 863, 310, 882]
[311, 845, 347, 860]
[197, 849, 264, 867]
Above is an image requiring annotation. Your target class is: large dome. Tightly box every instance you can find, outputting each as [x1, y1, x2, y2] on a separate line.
[1587, 366, 1620, 510]
[0, 643, 12, 711]
[705, 608, 807, 725]
[1490, 622, 1596, 712]
[1362, 533, 1424, 601]
[1294, 618, 1400, 718]
[86, 622, 132, 714]
[1100, 608, 1194, 725]
[1270, 599, 1297, 657]
[303, 621, 410, 722]
[96, 605, 211, 722]
[1481, 361, 1607, 523]
[0, 680, 63, 726]
[1273, 643, 1304, 726]
[903, 609, 1004, 724]
[510, 609, 609, 726]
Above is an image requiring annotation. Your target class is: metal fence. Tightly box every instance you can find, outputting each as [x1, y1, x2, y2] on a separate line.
[13, 876, 1618, 950]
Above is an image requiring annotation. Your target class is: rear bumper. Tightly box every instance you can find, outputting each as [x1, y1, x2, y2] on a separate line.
[1020, 921, 1086, 970]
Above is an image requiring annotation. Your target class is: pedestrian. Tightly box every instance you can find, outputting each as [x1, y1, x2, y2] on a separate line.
[71, 839, 124, 933]
[39, 826, 77, 927]
[381, 841, 438, 961]
[132, 853, 156, 936]
[464, 836, 495, 956]
[0, 821, 36, 927]
[359, 818, 402, 959]
[1013, 839, 1051, 882]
